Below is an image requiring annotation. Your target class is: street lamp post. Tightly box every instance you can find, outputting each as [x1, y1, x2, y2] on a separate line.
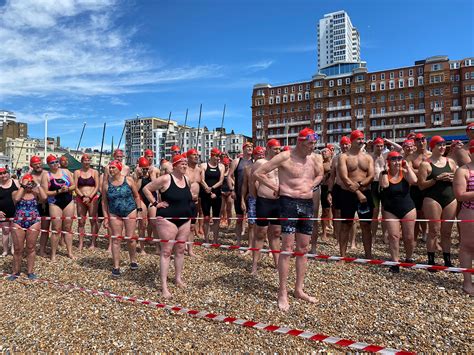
[44, 114, 48, 163]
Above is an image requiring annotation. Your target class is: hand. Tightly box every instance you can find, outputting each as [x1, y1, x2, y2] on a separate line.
[103, 216, 109, 229]
[157, 201, 169, 209]
[205, 187, 212, 194]
[327, 193, 332, 206]
[356, 190, 367, 203]
[210, 192, 216, 199]
[83, 196, 91, 205]
[60, 186, 68, 193]
[348, 182, 359, 193]
[0, 211, 5, 218]
[240, 201, 246, 214]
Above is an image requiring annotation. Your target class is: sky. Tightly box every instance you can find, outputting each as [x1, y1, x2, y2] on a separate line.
[0, 0, 473, 150]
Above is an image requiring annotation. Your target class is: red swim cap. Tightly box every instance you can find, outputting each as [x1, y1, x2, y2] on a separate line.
[172, 154, 187, 166]
[387, 151, 401, 160]
[282, 146, 290, 151]
[350, 130, 364, 142]
[109, 160, 123, 171]
[429, 135, 445, 150]
[403, 139, 414, 146]
[30, 156, 42, 166]
[186, 148, 198, 156]
[81, 154, 91, 162]
[297, 128, 318, 142]
[373, 137, 384, 145]
[340, 136, 351, 145]
[326, 144, 335, 151]
[171, 145, 180, 152]
[415, 133, 425, 140]
[253, 146, 265, 155]
[22, 174, 34, 183]
[0, 167, 6, 173]
[144, 149, 154, 157]
[46, 155, 58, 164]
[222, 157, 231, 166]
[138, 157, 150, 168]
[210, 147, 221, 156]
[267, 139, 281, 148]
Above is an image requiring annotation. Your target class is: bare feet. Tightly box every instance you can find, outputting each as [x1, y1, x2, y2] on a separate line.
[350, 243, 357, 250]
[462, 285, 474, 296]
[175, 279, 187, 288]
[88, 244, 96, 250]
[294, 290, 316, 303]
[161, 289, 172, 299]
[277, 291, 290, 312]
[250, 265, 258, 276]
[68, 253, 77, 260]
[50, 255, 57, 262]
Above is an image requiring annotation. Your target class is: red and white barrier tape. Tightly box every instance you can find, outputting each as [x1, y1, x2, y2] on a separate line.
[1, 216, 474, 223]
[5, 224, 473, 274]
[0, 272, 413, 354]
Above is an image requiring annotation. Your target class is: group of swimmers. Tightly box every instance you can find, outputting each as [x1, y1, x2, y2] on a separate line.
[0, 123, 473, 309]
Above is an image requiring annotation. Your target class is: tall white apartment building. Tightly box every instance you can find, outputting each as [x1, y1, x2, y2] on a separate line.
[317, 10, 361, 69]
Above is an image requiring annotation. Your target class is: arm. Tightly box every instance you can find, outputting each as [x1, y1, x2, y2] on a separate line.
[254, 152, 288, 193]
[211, 164, 225, 190]
[127, 177, 142, 210]
[90, 169, 100, 197]
[41, 172, 56, 197]
[142, 175, 168, 208]
[312, 154, 324, 188]
[227, 159, 238, 190]
[454, 166, 474, 202]
[379, 171, 389, 189]
[337, 154, 358, 192]
[241, 166, 249, 201]
[73, 171, 82, 197]
[359, 155, 375, 188]
[402, 161, 417, 185]
[199, 163, 211, 193]
[384, 138, 402, 152]
[327, 157, 337, 191]
[417, 162, 436, 190]
[66, 170, 76, 193]
[12, 185, 26, 204]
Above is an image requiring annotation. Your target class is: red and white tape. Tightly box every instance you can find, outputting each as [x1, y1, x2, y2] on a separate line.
[5, 224, 474, 274]
[1, 215, 474, 223]
[1, 273, 413, 354]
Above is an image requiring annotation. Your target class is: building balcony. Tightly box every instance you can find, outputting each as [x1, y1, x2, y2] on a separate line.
[268, 122, 286, 128]
[450, 120, 463, 125]
[450, 106, 462, 111]
[369, 109, 425, 119]
[256, 134, 264, 139]
[466, 104, 474, 109]
[466, 117, 474, 123]
[256, 122, 263, 129]
[288, 119, 311, 126]
[326, 105, 351, 111]
[326, 128, 352, 134]
[431, 121, 443, 126]
[356, 114, 365, 119]
[314, 118, 322, 123]
[432, 107, 443, 112]
[267, 132, 299, 139]
[326, 115, 352, 123]
[369, 122, 425, 131]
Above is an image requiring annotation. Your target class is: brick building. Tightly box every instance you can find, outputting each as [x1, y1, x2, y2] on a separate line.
[252, 56, 474, 147]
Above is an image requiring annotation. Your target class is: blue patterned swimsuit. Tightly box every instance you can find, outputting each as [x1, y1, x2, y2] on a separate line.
[107, 178, 137, 217]
[15, 198, 41, 229]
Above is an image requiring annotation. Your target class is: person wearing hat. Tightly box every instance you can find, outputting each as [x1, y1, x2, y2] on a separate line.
[185, 148, 203, 257]
[8, 174, 47, 280]
[338, 130, 375, 259]
[41, 154, 76, 261]
[327, 136, 356, 249]
[379, 151, 418, 273]
[0, 166, 19, 257]
[143, 149, 160, 180]
[74, 154, 100, 251]
[134, 156, 157, 255]
[251, 140, 282, 275]
[455, 123, 474, 166]
[107, 149, 130, 176]
[255, 128, 323, 311]
[219, 156, 233, 229]
[448, 140, 468, 167]
[453, 139, 474, 295]
[228, 141, 254, 244]
[29, 156, 50, 258]
[102, 160, 141, 277]
[199, 148, 225, 243]
[142, 154, 193, 298]
[407, 132, 431, 242]
[418, 135, 457, 268]
[241, 145, 265, 258]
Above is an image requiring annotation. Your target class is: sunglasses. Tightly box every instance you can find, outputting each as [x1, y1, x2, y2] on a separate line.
[48, 160, 59, 165]
[301, 133, 319, 142]
[389, 156, 403, 162]
[415, 137, 426, 141]
[0, 172, 7, 175]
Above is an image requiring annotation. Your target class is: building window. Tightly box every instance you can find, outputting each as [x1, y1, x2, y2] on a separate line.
[408, 78, 414, 87]
[329, 80, 334, 87]
[380, 82, 385, 90]
[399, 70, 404, 77]
[269, 97, 274, 104]
[371, 83, 376, 92]
[345, 77, 350, 84]
[284, 87, 288, 93]
[298, 85, 303, 91]
[390, 72, 394, 79]
[283, 95, 288, 103]
[409, 69, 414, 76]
[371, 74, 376, 81]
[389, 80, 395, 89]
[418, 76, 424, 85]
[276, 96, 281, 104]
[431, 63, 441, 71]
[277, 88, 281, 94]
[290, 94, 295, 102]
[398, 79, 404, 88]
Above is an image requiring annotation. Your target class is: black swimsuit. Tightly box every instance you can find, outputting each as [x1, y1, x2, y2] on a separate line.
[424, 160, 455, 209]
[156, 174, 193, 228]
[0, 181, 18, 218]
[381, 173, 415, 219]
[138, 176, 157, 207]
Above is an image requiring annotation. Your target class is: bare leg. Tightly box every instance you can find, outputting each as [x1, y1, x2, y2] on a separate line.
[458, 209, 474, 295]
[11, 225, 25, 274]
[124, 211, 138, 265]
[339, 222, 353, 257]
[39, 219, 50, 257]
[174, 222, 190, 287]
[360, 222, 372, 259]
[25, 225, 40, 274]
[1, 223, 10, 256]
[268, 225, 281, 269]
[294, 233, 316, 304]
[278, 233, 294, 311]
[156, 219, 178, 298]
[49, 205, 62, 262]
[109, 217, 124, 269]
[76, 202, 87, 252]
[252, 225, 267, 275]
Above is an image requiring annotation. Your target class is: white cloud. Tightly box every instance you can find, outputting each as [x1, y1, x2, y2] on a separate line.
[246, 60, 274, 71]
[0, 0, 221, 98]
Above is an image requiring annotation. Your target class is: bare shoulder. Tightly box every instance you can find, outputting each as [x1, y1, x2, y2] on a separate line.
[311, 152, 323, 163]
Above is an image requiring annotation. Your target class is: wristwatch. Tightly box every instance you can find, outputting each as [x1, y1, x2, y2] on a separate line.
[151, 201, 158, 207]
[136, 207, 143, 212]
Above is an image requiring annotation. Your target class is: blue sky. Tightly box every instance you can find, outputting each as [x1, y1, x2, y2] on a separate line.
[0, 0, 472, 150]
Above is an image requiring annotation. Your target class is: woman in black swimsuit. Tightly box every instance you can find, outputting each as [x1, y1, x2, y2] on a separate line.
[380, 151, 418, 272]
[418, 136, 457, 267]
[73, 154, 100, 251]
[220, 156, 233, 229]
[41, 155, 76, 261]
[0, 167, 19, 257]
[142, 154, 193, 299]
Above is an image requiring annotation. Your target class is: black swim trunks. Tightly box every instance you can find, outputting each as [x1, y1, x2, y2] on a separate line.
[256, 196, 280, 227]
[339, 188, 374, 224]
[279, 195, 313, 235]
[320, 185, 331, 209]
